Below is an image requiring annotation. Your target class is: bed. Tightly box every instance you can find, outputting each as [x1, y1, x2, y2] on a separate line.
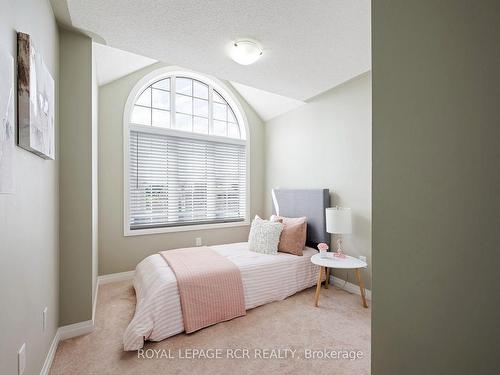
[123, 189, 330, 351]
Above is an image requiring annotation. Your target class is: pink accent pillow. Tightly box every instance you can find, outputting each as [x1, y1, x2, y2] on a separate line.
[270, 215, 307, 256]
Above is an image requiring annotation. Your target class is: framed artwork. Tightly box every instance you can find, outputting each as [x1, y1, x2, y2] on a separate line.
[0, 51, 15, 193]
[17, 32, 55, 160]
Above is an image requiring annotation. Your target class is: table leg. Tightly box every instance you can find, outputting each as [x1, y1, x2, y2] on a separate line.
[325, 267, 331, 289]
[314, 266, 324, 307]
[354, 268, 368, 308]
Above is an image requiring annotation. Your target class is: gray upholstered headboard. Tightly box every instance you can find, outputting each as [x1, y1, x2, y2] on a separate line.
[271, 188, 330, 248]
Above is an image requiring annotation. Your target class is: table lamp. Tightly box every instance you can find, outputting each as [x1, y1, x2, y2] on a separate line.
[325, 207, 352, 257]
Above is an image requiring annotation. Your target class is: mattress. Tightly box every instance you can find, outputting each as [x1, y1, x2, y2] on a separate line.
[123, 242, 321, 351]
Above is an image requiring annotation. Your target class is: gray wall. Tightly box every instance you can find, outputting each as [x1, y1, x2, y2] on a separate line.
[98, 63, 265, 274]
[265, 72, 372, 289]
[372, 1, 500, 374]
[0, 0, 59, 374]
[59, 29, 97, 325]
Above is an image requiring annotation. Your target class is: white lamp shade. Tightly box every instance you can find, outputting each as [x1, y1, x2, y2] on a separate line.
[325, 207, 352, 234]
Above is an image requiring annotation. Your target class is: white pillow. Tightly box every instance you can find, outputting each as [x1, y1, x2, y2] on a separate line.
[248, 215, 283, 255]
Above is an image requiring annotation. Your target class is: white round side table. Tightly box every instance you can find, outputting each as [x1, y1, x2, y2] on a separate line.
[311, 253, 368, 308]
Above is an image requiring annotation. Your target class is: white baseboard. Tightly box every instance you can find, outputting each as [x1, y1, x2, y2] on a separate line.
[40, 272, 135, 374]
[92, 283, 99, 323]
[97, 270, 135, 285]
[40, 320, 95, 374]
[58, 319, 95, 341]
[330, 276, 372, 300]
[40, 330, 60, 375]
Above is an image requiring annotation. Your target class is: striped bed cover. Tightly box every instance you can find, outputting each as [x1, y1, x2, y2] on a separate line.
[123, 242, 321, 351]
[160, 246, 246, 333]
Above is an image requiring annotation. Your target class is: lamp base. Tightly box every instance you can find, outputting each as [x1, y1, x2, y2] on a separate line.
[336, 237, 346, 256]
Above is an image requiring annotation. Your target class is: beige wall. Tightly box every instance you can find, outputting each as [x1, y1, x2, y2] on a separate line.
[98, 63, 265, 274]
[59, 29, 97, 325]
[264, 72, 372, 288]
[372, 1, 500, 374]
[91, 43, 99, 302]
[0, 1, 59, 374]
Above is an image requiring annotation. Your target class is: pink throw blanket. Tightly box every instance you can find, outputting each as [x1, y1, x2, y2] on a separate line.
[160, 246, 246, 333]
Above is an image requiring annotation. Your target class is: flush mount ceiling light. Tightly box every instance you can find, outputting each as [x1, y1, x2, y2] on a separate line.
[229, 40, 263, 65]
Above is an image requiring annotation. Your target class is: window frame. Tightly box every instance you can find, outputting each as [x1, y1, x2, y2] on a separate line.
[123, 67, 250, 236]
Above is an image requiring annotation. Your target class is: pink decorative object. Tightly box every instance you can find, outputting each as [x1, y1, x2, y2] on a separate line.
[317, 242, 329, 258]
[317, 243, 329, 251]
[333, 252, 347, 259]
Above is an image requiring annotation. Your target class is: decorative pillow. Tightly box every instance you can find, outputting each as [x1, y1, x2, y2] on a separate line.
[248, 215, 283, 255]
[270, 215, 307, 256]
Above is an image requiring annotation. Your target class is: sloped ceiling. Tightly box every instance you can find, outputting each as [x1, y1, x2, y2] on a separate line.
[93, 43, 156, 86]
[230, 82, 305, 121]
[64, 0, 370, 101]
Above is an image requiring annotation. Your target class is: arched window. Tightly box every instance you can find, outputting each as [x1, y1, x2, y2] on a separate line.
[124, 69, 249, 235]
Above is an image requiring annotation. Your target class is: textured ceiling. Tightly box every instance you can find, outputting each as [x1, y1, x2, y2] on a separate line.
[66, 0, 370, 100]
[93, 43, 156, 86]
[231, 81, 304, 122]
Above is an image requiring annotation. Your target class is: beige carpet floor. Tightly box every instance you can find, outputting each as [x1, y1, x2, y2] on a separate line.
[50, 280, 370, 375]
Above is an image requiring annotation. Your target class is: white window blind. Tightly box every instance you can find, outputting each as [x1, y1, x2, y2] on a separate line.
[129, 129, 246, 230]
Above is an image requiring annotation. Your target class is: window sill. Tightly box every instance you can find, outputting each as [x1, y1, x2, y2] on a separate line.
[123, 220, 250, 237]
